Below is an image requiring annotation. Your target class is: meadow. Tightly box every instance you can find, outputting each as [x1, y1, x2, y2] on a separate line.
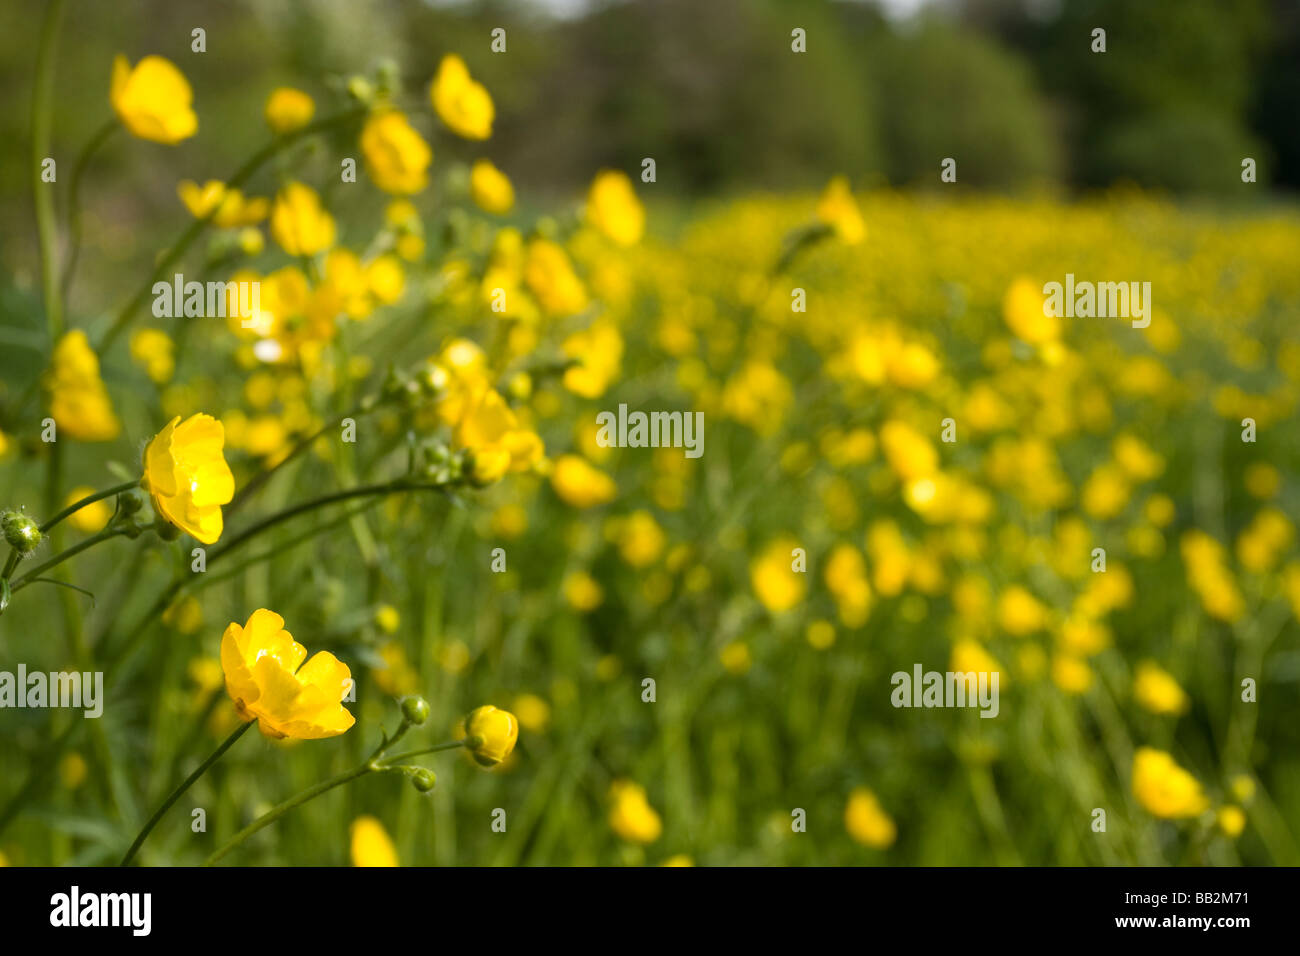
[1, 36, 1299, 868]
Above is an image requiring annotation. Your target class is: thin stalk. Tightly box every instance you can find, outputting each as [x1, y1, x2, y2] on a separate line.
[119, 721, 253, 866]
[60, 119, 118, 300]
[31, 0, 67, 342]
[39, 479, 136, 532]
[10, 526, 126, 593]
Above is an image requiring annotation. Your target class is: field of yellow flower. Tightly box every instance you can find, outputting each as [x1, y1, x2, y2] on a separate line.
[2, 16, 1299, 868]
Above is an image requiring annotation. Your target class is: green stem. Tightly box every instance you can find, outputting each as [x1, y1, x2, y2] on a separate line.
[39, 479, 137, 533]
[203, 761, 374, 866]
[119, 721, 253, 866]
[60, 119, 118, 301]
[94, 109, 364, 355]
[378, 740, 467, 763]
[31, 0, 66, 343]
[10, 526, 125, 593]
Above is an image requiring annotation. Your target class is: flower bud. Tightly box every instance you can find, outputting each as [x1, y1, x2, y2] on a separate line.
[155, 518, 181, 541]
[463, 705, 519, 767]
[409, 768, 437, 793]
[118, 487, 146, 516]
[400, 695, 430, 726]
[1, 512, 41, 555]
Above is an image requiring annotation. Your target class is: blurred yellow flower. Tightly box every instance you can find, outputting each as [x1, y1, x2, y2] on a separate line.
[586, 170, 645, 246]
[430, 54, 493, 140]
[453, 387, 544, 485]
[1132, 747, 1208, 819]
[550, 455, 617, 508]
[845, 787, 895, 848]
[996, 585, 1047, 636]
[130, 328, 176, 384]
[59, 753, 88, 790]
[524, 238, 588, 316]
[270, 181, 337, 257]
[350, 816, 398, 867]
[609, 780, 661, 843]
[661, 855, 693, 867]
[361, 110, 432, 195]
[1216, 805, 1246, 838]
[615, 510, 666, 567]
[110, 54, 196, 144]
[719, 641, 751, 674]
[562, 570, 605, 611]
[1002, 276, 1059, 345]
[470, 159, 515, 214]
[264, 87, 315, 134]
[141, 413, 235, 544]
[1133, 660, 1189, 715]
[512, 693, 551, 733]
[177, 180, 269, 228]
[47, 330, 120, 441]
[1051, 654, 1093, 694]
[221, 608, 355, 740]
[815, 176, 864, 244]
[463, 705, 519, 766]
[63, 486, 111, 534]
[751, 537, 806, 613]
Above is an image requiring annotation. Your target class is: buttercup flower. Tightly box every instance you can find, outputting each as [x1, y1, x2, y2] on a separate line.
[586, 170, 645, 246]
[463, 705, 518, 766]
[141, 413, 235, 544]
[524, 238, 588, 316]
[130, 328, 176, 384]
[815, 175, 865, 244]
[221, 608, 355, 740]
[550, 454, 617, 508]
[110, 54, 197, 144]
[265, 87, 315, 134]
[430, 54, 493, 140]
[270, 181, 337, 257]
[470, 159, 515, 214]
[453, 387, 544, 485]
[361, 110, 432, 195]
[350, 816, 399, 867]
[608, 780, 661, 843]
[1132, 747, 1209, 819]
[47, 330, 121, 441]
[845, 787, 896, 848]
[1133, 660, 1189, 715]
[750, 536, 806, 613]
[177, 180, 268, 228]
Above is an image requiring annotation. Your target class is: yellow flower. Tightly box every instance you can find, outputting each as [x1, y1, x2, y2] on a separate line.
[430, 54, 494, 140]
[815, 176, 865, 244]
[524, 238, 588, 316]
[47, 330, 120, 441]
[609, 780, 661, 843]
[63, 486, 112, 534]
[562, 319, 623, 398]
[130, 328, 176, 384]
[550, 454, 617, 508]
[1133, 660, 1189, 715]
[1217, 806, 1246, 838]
[463, 705, 518, 766]
[265, 87, 315, 134]
[141, 413, 235, 544]
[996, 585, 1047, 636]
[453, 387, 544, 484]
[221, 608, 355, 740]
[1051, 654, 1093, 694]
[361, 110, 432, 195]
[350, 815, 398, 867]
[110, 54, 197, 144]
[586, 170, 645, 245]
[845, 787, 896, 848]
[470, 159, 515, 214]
[1132, 747, 1209, 819]
[661, 855, 693, 867]
[750, 537, 806, 613]
[59, 753, 88, 790]
[366, 254, 406, 305]
[512, 693, 551, 733]
[270, 182, 337, 257]
[950, 640, 1005, 687]
[879, 420, 938, 481]
[614, 510, 666, 567]
[176, 180, 268, 228]
[562, 570, 605, 611]
[374, 604, 401, 635]
[1003, 276, 1059, 345]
